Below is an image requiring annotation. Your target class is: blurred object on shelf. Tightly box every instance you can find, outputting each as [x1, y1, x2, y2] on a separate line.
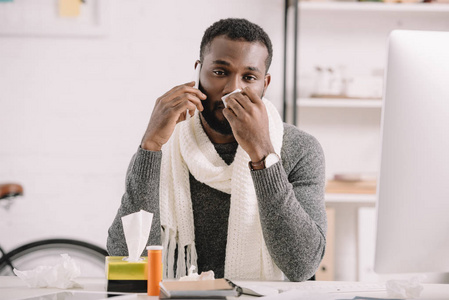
[313, 66, 330, 96]
[326, 173, 377, 194]
[346, 68, 383, 99]
[329, 66, 345, 95]
[298, 71, 315, 98]
[346, 77, 382, 99]
[312, 65, 348, 98]
[309, 66, 382, 100]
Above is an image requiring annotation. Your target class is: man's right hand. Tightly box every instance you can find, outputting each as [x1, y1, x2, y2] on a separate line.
[141, 81, 206, 151]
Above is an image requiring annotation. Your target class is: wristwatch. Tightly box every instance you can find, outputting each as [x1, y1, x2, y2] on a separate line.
[248, 153, 280, 171]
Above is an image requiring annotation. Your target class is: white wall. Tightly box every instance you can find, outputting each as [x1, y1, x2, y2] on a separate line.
[0, 0, 284, 252]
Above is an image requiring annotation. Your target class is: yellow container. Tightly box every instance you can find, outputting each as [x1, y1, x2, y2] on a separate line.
[105, 256, 148, 280]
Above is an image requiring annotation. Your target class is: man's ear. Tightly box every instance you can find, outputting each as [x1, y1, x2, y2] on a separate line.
[262, 73, 271, 97]
[194, 60, 201, 69]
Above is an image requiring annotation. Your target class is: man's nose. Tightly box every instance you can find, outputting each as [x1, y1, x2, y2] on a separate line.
[224, 75, 244, 94]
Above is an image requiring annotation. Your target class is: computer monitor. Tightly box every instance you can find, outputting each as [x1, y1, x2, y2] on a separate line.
[374, 30, 449, 279]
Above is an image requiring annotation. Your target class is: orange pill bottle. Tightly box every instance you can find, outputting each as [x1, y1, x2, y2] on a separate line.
[147, 245, 163, 296]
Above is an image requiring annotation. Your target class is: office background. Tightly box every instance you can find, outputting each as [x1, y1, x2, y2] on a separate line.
[0, 0, 285, 274]
[1, 0, 448, 282]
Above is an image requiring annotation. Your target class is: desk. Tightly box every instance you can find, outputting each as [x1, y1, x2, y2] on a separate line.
[1, 276, 449, 300]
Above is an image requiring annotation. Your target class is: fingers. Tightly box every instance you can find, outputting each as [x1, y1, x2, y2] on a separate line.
[182, 81, 208, 102]
[225, 87, 262, 117]
[162, 81, 207, 102]
[172, 94, 200, 114]
[224, 95, 245, 117]
[161, 81, 203, 96]
[222, 106, 236, 123]
[241, 86, 263, 104]
[159, 82, 207, 112]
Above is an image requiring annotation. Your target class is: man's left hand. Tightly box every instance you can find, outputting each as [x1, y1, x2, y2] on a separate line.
[222, 87, 275, 163]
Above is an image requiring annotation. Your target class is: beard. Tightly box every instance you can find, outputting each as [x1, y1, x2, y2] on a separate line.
[200, 97, 233, 135]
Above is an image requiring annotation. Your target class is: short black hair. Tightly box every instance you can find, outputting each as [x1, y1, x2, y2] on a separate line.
[199, 18, 273, 73]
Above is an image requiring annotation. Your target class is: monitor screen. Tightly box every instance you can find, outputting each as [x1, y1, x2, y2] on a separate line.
[374, 30, 449, 278]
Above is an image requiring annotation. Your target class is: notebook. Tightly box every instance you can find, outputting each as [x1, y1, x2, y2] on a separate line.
[159, 278, 264, 299]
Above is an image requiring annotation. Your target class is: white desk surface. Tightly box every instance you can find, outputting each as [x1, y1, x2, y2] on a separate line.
[1, 276, 449, 300]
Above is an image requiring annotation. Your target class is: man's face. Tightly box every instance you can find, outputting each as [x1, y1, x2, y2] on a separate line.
[198, 36, 270, 136]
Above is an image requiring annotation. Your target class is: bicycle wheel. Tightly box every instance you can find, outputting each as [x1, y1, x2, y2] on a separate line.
[0, 239, 108, 277]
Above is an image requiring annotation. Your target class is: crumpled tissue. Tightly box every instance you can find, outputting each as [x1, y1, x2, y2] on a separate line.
[386, 275, 425, 299]
[13, 253, 82, 289]
[122, 209, 153, 262]
[179, 265, 215, 281]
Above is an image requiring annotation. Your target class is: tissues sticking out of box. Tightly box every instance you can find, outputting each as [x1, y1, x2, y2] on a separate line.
[106, 210, 153, 293]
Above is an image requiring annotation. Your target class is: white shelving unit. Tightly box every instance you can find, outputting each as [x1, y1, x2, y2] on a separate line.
[295, 0, 449, 190]
[299, 1, 449, 12]
[290, 1, 449, 281]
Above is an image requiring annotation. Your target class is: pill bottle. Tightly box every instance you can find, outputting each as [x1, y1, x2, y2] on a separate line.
[147, 245, 163, 296]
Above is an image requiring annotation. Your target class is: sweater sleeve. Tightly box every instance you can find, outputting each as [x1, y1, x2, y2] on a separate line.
[251, 124, 327, 282]
[107, 147, 163, 256]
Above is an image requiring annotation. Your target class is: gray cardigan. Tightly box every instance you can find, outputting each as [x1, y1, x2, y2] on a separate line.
[107, 123, 326, 282]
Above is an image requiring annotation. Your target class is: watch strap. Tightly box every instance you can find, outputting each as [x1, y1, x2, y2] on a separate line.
[248, 153, 280, 171]
[248, 159, 265, 171]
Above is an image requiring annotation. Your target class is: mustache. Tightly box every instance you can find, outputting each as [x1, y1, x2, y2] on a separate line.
[203, 97, 225, 110]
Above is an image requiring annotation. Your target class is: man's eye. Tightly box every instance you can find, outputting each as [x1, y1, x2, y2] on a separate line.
[244, 75, 257, 81]
[213, 70, 226, 76]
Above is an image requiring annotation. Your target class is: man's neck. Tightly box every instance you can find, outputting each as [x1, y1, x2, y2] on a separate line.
[199, 114, 236, 144]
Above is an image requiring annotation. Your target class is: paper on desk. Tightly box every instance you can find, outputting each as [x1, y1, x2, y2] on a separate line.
[122, 209, 153, 262]
[13, 253, 81, 289]
[260, 289, 338, 300]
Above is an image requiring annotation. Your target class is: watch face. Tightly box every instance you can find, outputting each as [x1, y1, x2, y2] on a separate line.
[265, 153, 280, 168]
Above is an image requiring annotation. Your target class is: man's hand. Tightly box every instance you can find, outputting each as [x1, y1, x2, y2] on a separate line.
[141, 82, 206, 151]
[222, 87, 274, 163]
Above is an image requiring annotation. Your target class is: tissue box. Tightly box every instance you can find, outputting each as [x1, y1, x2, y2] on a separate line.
[106, 256, 147, 293]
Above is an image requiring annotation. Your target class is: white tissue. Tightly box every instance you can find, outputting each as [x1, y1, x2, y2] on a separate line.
[122, 210, 153, 262]
[221, 89, 242, 108]
[386, 275, 425, 299]
[13, 254, 81, 289]
[179, 265, 215, 281]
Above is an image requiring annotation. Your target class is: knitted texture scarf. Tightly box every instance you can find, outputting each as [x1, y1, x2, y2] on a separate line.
[159, 99, 284, 280]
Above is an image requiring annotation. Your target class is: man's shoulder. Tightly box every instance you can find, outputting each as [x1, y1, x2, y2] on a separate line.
[282, 122, 321, 149]
[281, 123, 324, 171]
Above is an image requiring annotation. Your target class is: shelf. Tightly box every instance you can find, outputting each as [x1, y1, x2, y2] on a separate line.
[325, 193, 377, 204]
[298, 1, 449, 12]
[298, 97, 382, 108]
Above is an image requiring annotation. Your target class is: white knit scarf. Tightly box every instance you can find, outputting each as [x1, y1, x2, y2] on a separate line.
[159, 99, 284, 280]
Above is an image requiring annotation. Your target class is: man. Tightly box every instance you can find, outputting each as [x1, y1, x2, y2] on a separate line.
[107, 18, 326, 282]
